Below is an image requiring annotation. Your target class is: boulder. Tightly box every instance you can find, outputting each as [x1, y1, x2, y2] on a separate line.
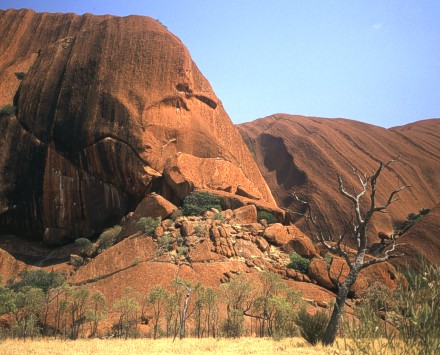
[283, 233, 317, 259]
[118, 194, 177, 240]
[234, 240, 263, 259]
[263, 223, 293, 246]
[163, 153, 263, 201]
[231, 205, 257, 225]
[308, 258, 334, 290]
[255, 236, 270, 252]
[187, 239, 223, 263]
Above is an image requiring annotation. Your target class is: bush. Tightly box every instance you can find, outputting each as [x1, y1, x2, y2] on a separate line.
[97, 225, 121, 251]
[182, 191, 222, 216]
[75, 238, 94, 256]
[395, 208, 431, 234]
[0, 105, 16, 118]
[136, 217, 161, 235]
[157, 233, 172, 251]
[177, 246, 188, 258]
[288, 251, 311, 274]
[170, 208, 183, 221]
[194, 225, 207, 237]
[295, 308, 329, 345]
[257, 210, 278, 224]
[342, 261, 440, 354]
[14, 72, 26, 80]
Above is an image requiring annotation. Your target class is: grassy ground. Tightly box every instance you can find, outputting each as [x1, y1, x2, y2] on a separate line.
[0, 337, 340, 355]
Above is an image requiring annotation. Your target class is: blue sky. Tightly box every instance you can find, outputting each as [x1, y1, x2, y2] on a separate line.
[2, 1, 440, 127]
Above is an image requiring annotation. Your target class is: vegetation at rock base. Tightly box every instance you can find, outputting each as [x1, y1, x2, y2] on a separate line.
[182, 191, 222, 216]
[96, 225, 121, 252]
[257, 210, 278, 224]
[394, 207, 431, 234]
[14, 71, 26, 80]
[0, 105, 16, 118]
[288, 251, 310, 274]
[293, 159, 410, 345]
[295, 308, 329, 345]
[341, 260, 440, 355]
[136, 216, 161, 235]
[75, 238, 94, 256]
[0, 262, 438, 354]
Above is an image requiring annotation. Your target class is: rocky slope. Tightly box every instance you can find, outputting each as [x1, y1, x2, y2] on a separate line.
[0, 195, 402, 326]
[0, 9, 275, 243]
[238, 114, 440, 250]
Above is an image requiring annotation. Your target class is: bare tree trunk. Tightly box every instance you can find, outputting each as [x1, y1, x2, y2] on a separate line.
[322, 268, 358, 345]
[179, 287, 191, 339]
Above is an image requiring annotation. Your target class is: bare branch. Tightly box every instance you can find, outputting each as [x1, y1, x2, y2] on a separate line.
[359, 243, 405, 270]
[374, 184, 411, 212]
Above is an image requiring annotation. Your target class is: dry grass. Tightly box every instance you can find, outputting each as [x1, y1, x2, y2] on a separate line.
[0, 337, 339, 355]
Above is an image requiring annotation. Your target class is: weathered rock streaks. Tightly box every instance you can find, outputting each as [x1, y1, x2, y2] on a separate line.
[0, 9, 274, 242]
[238, 114, 440, 246]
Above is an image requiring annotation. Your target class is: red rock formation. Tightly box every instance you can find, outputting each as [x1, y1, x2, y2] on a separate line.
[238, 114, 440, 248]
[389, 203, 440, 269]
[0, 9, 275, 243]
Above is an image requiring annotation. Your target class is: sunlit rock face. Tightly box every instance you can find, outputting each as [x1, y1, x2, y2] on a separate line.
[238, 114, 440, 246]
[0, 9, 275, 243]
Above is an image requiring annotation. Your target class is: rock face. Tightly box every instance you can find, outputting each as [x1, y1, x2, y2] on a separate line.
[0, 9, 275, 243]
[238, 114, 440, 247]
[389, 203, 440, 269]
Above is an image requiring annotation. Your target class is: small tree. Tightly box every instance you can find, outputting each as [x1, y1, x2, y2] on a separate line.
[145, 286, 167, 339]
[293, 159, 409, 345]
[86, 291, 107, 338]
[113, 287, 139, 339]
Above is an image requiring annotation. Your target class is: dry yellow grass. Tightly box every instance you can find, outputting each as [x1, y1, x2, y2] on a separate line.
[0, 337, 340, 355]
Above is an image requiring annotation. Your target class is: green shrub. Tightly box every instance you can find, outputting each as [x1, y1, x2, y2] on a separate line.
[177, 246, 188, 258]
[0, 105, 16, 118]
[75, 238, 94, 256]
[257, 210, 278, 224]
[288, 251, 311, 274]
[395, 208, 431, 234]
[214, 212, 224, 221]
[157, 233, 172, 251]
[342, 261, 440, 354]
[14, 72, 26, 80]
[194, 224, 207, 237]
[170, 208, 183, 221]
[97, 225, 121, 251]
[182, 191, 222, 216]
[136, 217, 161, 235]
[324, 253, 333, 270]
[295, 308, 329, 345]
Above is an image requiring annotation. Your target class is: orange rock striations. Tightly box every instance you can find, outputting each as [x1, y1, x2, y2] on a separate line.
[0, 9, 274, 243]
[238, 114, 440, 251]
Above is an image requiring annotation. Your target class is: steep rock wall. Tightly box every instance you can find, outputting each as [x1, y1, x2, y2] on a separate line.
[0, 9, 275, 243]
[238, 114, 440, 246]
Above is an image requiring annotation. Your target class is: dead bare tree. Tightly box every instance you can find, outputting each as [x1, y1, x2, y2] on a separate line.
[293, 159, 410, 346]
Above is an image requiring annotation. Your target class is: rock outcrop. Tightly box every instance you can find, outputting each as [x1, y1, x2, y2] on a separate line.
[0, 9, 275, 243]
[238, 114, 440, 248]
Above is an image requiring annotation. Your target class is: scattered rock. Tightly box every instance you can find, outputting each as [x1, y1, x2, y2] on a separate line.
[118, 194, 177, 240]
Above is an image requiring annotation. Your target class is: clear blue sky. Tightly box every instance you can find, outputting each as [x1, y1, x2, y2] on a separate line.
[2, 1, 440, 127]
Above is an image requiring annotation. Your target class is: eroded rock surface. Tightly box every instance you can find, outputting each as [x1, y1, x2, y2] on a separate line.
[238, 114, 440, 248]
[0, 9, 274, 242]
